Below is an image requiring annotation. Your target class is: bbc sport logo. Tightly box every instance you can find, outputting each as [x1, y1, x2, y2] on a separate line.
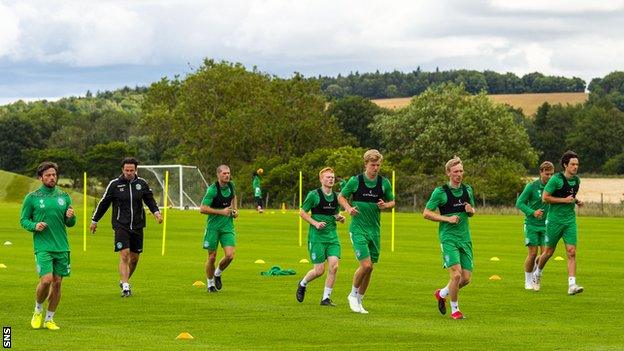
[2, 326, 11, 349]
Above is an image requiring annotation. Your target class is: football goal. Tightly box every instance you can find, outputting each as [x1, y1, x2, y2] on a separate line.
[137, 165, 208, 210]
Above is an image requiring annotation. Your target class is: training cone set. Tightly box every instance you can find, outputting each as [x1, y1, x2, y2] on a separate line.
[192, 281, 205, 287]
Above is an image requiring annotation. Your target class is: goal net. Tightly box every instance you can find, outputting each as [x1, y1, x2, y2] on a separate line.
[137, 165, 208, 210]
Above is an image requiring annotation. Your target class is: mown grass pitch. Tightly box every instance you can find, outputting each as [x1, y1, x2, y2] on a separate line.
[1, 203, 622, 350]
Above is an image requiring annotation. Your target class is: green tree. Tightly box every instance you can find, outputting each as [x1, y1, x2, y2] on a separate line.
[85, 142, 137, 182]
[372, 84, 537, 174]
[326, 96, 388, 149]
[532, 103, 578, 164]
[566, 105, 624, 172]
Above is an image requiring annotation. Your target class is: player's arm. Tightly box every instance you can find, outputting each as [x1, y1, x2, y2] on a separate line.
[19, 195, 41, 232]
[542, 191, 575, 204]
[91, 180, 116, 233]
[465, 186, 476, 217]
[199, 204, 230, 216]
[515, 184, 535, 216]
[423, 208, 458, 223]
[64, 196, 77, 227]
[141, 181, 162, 221]
[338, 177, 359, 215]
[300, 210, 326, 229]
[377, 178, 395, 210]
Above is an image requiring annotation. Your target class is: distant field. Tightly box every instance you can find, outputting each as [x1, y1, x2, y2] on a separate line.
[0, 170, 95, 206]
[372, 92, 588, 116]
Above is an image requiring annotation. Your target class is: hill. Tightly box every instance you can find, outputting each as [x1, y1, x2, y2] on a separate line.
[372, 92, 588, 116]
[0, 169, 96, 205]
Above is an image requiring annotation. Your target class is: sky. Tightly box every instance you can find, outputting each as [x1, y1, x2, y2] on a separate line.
[1, 0, 623, 104]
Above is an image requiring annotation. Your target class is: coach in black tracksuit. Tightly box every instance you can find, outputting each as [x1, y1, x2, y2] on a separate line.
[90, 157, 162, 297]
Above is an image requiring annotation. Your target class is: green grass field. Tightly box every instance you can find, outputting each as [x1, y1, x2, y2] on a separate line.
[1, 203, 622, 350]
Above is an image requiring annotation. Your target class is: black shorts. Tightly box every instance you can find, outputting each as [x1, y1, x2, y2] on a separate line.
[114, 227, 144, 253]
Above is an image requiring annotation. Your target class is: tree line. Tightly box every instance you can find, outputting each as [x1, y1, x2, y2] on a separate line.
[315, 69, 586, 99]
[1, 60, 622, 207]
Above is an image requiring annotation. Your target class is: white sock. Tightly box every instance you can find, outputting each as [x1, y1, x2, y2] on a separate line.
[45, 311, 55, 321]
[568, 276, 576, 286]
[215, 267, 222, 277]
[35, 302, 43, 313]
[323, 287, 332, 300]
[207, 278, 215, 287]
[525, 272, 533, 284]
[450, 301, 459, 314]
[122, 282, 130, 291]
[350, 286, 358, 297]
[440, 285, 450, 298]
[300, 279, 307, 287]
[357, 293, 364, 303]
[535, 268, 542, 276]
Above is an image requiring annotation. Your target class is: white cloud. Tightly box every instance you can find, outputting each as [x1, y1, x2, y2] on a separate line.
[489, 0, 624, 13]
[1, 0, 624, 101]
[0, 2, 19, 57]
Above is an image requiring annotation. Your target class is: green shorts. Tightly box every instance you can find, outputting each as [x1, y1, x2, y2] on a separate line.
[203, 227, 236, 251]
[524, 224, 546, 247]
[545, 220, 577, 247]
[308, 241, 341, 264]
[34, 251, 70, 277]
[440, 240, 473, 271]
[350, 231, 380, 263]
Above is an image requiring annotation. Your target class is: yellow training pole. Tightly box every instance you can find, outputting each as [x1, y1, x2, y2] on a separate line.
[161, 171, 169, 256]
[391, 170, 396, 252]
[298, 171, 303, 247]
[83, 172, 87, 252]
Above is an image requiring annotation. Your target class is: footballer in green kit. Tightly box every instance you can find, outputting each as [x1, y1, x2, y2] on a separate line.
[515, 161, 554, 290]
[424, 156, 476, 320]
[532, 151, 585, 295]
[20, 162, 76, 330]
[339, 149, 395, 314]
[296, 167, 346, 306]
[200, 165, 239, 292]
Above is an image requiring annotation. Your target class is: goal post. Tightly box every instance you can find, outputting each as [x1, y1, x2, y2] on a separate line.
[137, 165, 208, 210]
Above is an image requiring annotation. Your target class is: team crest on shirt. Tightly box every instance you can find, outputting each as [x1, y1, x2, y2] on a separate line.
[57, 198, 65, 206]
[135, 184, 142, 190]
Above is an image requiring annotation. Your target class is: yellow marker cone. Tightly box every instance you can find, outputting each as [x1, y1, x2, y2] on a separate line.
[281, 202, 287, 213]
[299, 258, 309, 263]
[490, 257, 500, 261]
[3, 241, 12, 246]
[176, 332, 194, 340]
[0, 263, 7, 268]
[270, 211, 275, 214]
[554, 256, 564, 261]
[489, 275, 501, 280]
[192, 281, 205, 287]
[254, 259, 266, 264]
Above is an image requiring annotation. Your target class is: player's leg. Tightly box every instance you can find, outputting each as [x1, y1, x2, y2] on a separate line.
[563, 223, 583, 294]
[320, 255, 339, 306]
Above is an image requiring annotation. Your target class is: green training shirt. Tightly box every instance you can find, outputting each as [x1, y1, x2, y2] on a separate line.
[20, 185, 76, 253]
[516, 179, 548, 227]
[201, 181, 236, 230]
[340, 173, 394, 236]
[252, 175, 261, 197]
[425, 183, 475, 242]
[301, 189, 340, 243]
[544, 173, 580, 224]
